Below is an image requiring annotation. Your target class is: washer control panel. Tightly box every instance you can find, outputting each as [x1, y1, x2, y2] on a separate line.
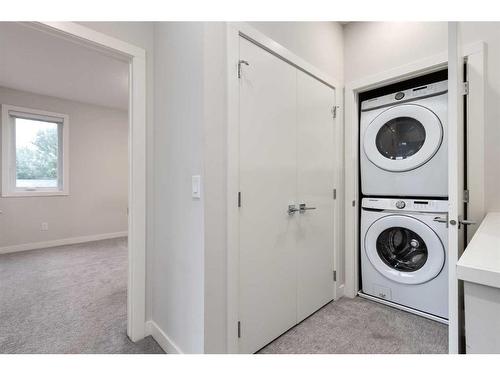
[362, 197, 449, 213]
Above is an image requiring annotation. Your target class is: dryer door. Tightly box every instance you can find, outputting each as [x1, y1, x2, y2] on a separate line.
[364, 215, 445, 285]
[363, 104, 443, 172]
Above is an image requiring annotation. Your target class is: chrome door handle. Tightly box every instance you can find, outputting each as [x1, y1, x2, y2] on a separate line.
[458, 218, 477, 229]
[460, 219, 477, 225]
[299, 203, 317, 213]
[288, 204, 299, 215]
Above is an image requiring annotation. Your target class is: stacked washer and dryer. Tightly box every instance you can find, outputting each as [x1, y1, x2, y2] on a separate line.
[359, 80, 449, 322]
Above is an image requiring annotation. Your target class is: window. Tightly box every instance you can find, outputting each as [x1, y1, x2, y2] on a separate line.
[2, 105, 69, 197]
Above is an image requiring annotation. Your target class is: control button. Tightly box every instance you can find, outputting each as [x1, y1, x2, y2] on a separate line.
[395, 200, 406, 209]
[395, 92, 405, 100]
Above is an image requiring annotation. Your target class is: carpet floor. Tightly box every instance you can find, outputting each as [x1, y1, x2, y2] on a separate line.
[0, 238, 163, 354]
[258, 297, 448, 354]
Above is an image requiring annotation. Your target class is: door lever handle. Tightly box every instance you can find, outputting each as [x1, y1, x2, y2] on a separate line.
[459, 219, 477, 225]
[288, 204, 299, 215]
[458, 218, 477, 229]
[299, 203, 317, 213]
[450, 215, 478, 229]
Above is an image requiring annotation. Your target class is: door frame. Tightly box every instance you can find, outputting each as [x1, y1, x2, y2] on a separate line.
[226, 22, 342, 353]
[448, 25, 488, 354]
[27, 22, 148, 342]
[344, 41, 485, 354]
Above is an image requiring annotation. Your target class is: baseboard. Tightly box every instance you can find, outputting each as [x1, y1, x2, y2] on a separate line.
[0, 231, 128, 255]
[145, 320, 182, 354]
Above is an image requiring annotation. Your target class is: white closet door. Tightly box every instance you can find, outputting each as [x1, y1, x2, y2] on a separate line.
[448, 22, 466, 354]
[296, 70, 336, 321]
[238, 37, 298, 353]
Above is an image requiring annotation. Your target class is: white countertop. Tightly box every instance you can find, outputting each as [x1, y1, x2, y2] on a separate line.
[457, 212, 500, 289]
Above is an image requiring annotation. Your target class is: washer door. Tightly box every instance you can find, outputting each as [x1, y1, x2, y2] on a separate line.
[363, 104, 443, 172]
[364, 215, 445, 285]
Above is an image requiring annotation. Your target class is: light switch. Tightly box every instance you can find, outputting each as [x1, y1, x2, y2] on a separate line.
[192, 175, 201, 199]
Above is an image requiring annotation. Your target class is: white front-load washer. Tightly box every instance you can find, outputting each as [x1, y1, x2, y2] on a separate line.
[360, 80, 448, 197]
[360, 197, 448, 321]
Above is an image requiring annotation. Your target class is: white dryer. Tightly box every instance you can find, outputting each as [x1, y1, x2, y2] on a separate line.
[360, 80, 448, 197]
[360, 197, 448, 321]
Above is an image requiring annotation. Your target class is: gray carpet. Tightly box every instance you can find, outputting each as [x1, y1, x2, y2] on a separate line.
[258, 297, 448, 354]
[0, 237, 163, 354]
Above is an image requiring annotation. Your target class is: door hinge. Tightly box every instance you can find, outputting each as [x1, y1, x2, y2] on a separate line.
[238, 192, 241, 207]
[464, 189, 470, 203]
[238, 60, 249, 79]
[333, 188, 337, 200]
[237, 321, 241, 338]
[461, 81, 469, 96]
[331, 105, 339, 119]
[333, 270, 337, 282]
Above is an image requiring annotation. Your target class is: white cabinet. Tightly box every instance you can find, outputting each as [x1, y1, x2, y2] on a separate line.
[457, 212, 500, 353]
[463, 282, 500, 353]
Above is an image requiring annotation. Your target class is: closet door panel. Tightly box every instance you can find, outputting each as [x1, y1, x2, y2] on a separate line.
[238, 37, 298, 353]
[296, 70, 336, 321]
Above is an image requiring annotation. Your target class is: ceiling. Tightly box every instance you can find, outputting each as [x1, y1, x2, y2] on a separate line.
[0, 23, 129, 110]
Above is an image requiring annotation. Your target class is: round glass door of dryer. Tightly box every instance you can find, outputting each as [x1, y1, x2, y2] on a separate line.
[363, 104, 443, 172]
[364, 215, 445, 285]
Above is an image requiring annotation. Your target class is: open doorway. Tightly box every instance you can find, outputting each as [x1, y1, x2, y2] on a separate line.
[0, 22, 153, 353]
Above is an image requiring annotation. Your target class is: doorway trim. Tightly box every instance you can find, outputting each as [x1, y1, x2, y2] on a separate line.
[28, 22, 148, 342]
[344, 41, 485, 354]
[344, 51, 447, 300]
[226, 22, 343, 353]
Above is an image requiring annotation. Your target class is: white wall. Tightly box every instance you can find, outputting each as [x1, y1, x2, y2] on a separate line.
[153, 22, 206, 354]
[0, 86, 128, 249]
[344, 22, 447, 84]
[249, 22, 344, 82]
[202, 22, 228, 354]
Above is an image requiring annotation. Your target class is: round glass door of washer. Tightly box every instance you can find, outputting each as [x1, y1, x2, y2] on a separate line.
[363, 104, 443, 172]
[364, 215, 445, 285]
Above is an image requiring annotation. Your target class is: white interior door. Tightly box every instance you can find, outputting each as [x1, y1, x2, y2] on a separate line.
[448, 22, 466, 354]
[296, 70, 336, 321]
[238, 37, 298, 354]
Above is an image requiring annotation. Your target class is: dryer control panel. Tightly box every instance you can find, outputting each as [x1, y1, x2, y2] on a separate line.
[361, 80, 448, 111]
[362, 197, 449, 213]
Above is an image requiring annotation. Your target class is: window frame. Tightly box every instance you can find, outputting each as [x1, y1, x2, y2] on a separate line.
[1, 104, 69, 197]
